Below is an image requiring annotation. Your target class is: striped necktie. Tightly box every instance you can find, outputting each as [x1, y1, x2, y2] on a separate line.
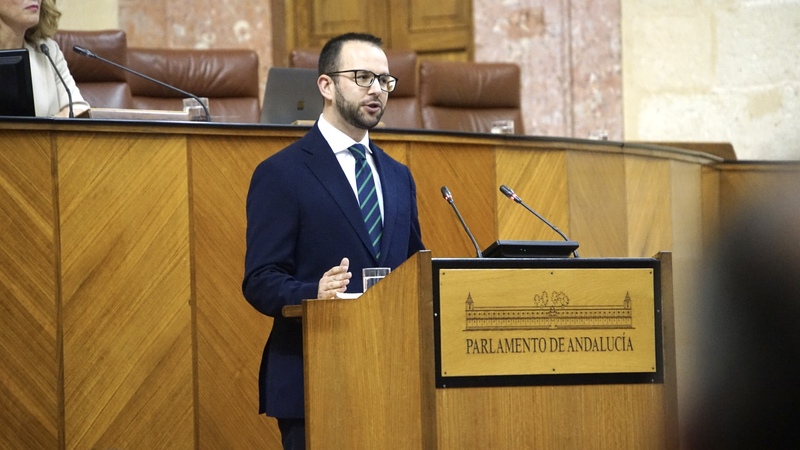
[348, 144, 382, 259]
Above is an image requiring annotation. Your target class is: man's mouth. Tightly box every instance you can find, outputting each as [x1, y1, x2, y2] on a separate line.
[362, 100, 383, 114]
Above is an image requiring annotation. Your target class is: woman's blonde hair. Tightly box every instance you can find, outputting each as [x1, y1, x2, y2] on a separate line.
[25, 0, 61, 43]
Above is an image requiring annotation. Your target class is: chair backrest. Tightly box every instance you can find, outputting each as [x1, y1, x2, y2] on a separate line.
[289, 47, 421, 129]
[126, 48, 261, 123]
[418, 60, 524, 134]
[53, 29, 133, 109]
[289, 48, 319, 70]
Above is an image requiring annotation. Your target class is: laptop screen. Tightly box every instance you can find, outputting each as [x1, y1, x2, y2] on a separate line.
[0, 48, 35, 117]
[260, 67, 323, 124]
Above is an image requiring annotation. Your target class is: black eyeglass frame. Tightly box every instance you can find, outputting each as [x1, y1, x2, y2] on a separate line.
[326, 69, 398, 93]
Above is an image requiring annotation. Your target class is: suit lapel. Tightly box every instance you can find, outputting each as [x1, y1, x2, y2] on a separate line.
[301, 127, 379, 261]
[371, 144, 398, 265]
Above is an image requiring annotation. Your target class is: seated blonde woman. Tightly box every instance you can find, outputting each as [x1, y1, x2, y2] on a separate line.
[0, 0, 89, 117]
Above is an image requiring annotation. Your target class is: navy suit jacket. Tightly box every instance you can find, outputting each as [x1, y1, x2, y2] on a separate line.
[242, 124, 425, 418]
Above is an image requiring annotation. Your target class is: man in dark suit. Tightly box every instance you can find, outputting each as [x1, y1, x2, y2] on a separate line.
[242, 32, 425, 450]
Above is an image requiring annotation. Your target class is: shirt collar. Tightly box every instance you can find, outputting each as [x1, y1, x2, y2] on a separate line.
[318, 114, 371, 154]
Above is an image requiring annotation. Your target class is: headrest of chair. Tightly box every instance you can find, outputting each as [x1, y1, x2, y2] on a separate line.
[385, 50, 416, 98]
[420, 61, 521, 108]
[289, 48, 320, 69]
[126, 48, 259, 98]
[53, 29, 128, 82]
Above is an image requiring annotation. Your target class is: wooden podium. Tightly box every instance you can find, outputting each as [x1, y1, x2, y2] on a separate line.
[286, 250, 677, 449]
[285, 251, 437, 448]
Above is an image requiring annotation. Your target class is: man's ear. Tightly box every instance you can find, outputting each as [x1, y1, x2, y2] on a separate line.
[318, 75, 335, 101]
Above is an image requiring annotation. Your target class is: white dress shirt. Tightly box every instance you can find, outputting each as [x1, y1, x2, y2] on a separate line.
[317, 114, 385, 223]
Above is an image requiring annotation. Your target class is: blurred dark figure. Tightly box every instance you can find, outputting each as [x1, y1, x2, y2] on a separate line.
[685, 179, 800, 449]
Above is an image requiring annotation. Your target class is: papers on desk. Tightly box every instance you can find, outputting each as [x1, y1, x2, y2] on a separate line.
[336, 292, 361, 300]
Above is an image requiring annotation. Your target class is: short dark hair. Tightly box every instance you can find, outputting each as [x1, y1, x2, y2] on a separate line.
[318, 32, 383, 75]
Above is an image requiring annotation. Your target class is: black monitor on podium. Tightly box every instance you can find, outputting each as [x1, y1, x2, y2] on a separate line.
[482, 240, 579, 258]
[0, 49, 35, 117]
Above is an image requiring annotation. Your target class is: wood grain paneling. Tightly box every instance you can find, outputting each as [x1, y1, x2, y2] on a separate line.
[717, 162, 800, 229]
[58, 133, 194, 448]
[0, 130, 59, 449]
[274, 0, 473, 65]
[625, 156, 672, 257]
[304, 252, 436, 449]
[191, 135, 290, 448]
[390, 0, 473, 57]
[3, 121, 762, 449]
[307, 0, 389, 47]
[568, 151, 628, 257]
[669, 162, 703, 270]
[437, 384, 669, 449]
[496, 148, 569, 241]
[700, 166, 721, 249]
[409, 141, 496, 257]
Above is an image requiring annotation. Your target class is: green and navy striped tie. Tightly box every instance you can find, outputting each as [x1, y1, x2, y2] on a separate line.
[349, 144, 382, 259]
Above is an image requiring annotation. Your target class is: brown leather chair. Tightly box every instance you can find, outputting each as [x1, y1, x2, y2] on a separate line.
[53, 30, 134, 109]
[289, 47, 421, 129]
[288, 48, 319, 70]
[126, 48, 261, 123]
[419, 60, 524, 134]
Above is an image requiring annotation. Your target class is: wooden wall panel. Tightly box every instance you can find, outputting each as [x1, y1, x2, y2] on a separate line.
[310, 0, 367, 35]
[274, 0, 473, 65]
[625, 156, 672, 257]
[58, 133, 194, 448]
[717, 162, 800, 229]
[496, 148, 569, 241]
[288, 0, 390, 49]
[191, 135, 291, 449]
[409, 142, 496, 258]
[669, 161, 703, 264]
[436, 384, 668, 449]
[700, 166, 721, 249]
[2, 122, 745, 449]
[0, 131, 59, 449]
[390, 0, 473, 58]
[568, 152, 628, 257]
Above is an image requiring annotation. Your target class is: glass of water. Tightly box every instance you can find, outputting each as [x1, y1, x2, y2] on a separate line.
[362, 267, 391, 292]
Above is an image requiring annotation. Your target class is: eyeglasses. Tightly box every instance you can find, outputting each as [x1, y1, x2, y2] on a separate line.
[326, 69, 398, 93]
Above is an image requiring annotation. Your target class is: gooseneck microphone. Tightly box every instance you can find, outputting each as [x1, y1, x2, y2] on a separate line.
[440, 186, 483, 258]
[499, 184, 580, 258]
[40, 43, 74, 118]
[72, 45, 211, 121]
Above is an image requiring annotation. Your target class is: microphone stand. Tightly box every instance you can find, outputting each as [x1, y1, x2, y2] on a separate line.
[441, 186, 483, 258]
[39, 43, 74, 118]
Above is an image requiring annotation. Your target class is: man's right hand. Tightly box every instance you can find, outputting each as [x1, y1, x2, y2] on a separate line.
[317, 257, 351, 298]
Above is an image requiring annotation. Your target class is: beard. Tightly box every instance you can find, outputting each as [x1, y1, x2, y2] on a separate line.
[334, 87, 385, 130]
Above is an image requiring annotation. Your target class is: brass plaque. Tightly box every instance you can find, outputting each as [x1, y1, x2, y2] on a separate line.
[436, 266, 658, 382]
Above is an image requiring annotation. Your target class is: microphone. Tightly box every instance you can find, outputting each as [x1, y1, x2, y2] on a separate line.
[72, 45, 212, 121]
[40, 43, 74, 118]
[499, 184, 580, 258]
[440, 186, 483, 258]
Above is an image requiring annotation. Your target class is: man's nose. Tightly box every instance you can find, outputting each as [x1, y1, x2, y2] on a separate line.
[367, 79, 383, 95]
